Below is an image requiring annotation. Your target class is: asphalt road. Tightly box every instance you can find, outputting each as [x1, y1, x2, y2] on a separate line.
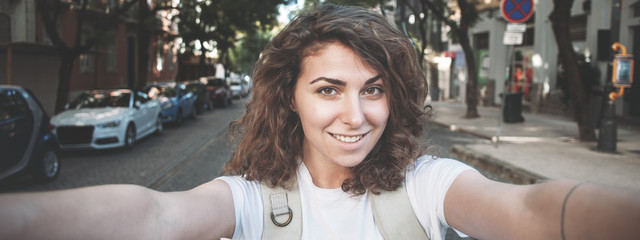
[0, 97, 246, 193]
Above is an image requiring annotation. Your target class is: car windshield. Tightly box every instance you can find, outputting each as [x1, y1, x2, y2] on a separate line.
[68, 91, 131, 109]
[162, 86, 178, 98]
[207, 79, 225, 87]
[146, 85, 177, 99]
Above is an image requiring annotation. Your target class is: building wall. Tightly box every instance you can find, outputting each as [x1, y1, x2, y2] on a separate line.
[459, 0, 638, 117]
[2, 0, 179, 109]
[1, 0, 37, 43]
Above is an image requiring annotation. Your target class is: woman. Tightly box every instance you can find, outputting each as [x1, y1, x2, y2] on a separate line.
[1, 4, 639, 240]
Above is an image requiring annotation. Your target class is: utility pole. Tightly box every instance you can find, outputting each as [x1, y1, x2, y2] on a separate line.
[597, 0, 622, 152]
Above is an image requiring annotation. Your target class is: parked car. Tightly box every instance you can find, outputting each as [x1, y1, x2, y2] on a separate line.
[145, 82, 197, 125]
[0, 85, 60, 182]
[229, 78, 249, 99]
[205, 78, 233, 107]
[51, 89, 162, 150]
[185, 81, 213, 114]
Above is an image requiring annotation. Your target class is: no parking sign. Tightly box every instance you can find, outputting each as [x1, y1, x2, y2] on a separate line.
[501, 0, 535, 23]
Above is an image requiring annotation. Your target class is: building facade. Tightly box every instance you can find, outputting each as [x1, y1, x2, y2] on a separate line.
[444, 0, 639, 118]
[0, 0, 179, 114]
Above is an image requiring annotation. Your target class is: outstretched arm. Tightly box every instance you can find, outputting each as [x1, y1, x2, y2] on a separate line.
[0, 179, 235, 239]
[445, 171, 640, 239]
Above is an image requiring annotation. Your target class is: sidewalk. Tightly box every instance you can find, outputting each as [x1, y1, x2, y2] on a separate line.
[428, 100, 640, 190]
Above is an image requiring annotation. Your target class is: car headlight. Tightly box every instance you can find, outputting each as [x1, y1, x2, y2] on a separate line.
[97, 120, 121, 128]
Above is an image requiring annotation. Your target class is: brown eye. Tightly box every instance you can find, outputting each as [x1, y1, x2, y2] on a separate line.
[363, 87, 382, 96]
[318, 87, 338, 96]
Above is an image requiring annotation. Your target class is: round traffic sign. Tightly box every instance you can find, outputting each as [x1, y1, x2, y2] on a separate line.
[501, 0, 535, 23]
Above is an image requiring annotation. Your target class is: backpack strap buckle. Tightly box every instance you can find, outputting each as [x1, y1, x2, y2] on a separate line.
[269, 193, 293, 227]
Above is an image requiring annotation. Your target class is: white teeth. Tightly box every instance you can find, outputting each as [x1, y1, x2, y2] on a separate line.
[332, 134, 364, 143]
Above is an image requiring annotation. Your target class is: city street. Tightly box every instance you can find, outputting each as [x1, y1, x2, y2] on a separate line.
[0, 99, 245, 193]
[0, 99, 504, 194]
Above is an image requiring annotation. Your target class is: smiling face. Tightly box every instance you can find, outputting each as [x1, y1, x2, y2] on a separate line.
[293, 42, 389, 177]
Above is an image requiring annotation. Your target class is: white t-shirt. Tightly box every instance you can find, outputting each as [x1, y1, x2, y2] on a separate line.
[218, 156, 473, 240]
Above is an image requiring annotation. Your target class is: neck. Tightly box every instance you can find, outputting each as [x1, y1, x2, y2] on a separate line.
[302, 157, 352, 189]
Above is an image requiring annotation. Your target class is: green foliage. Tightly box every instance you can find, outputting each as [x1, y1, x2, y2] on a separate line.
[177, 0, 290, 66]
[229, 30, 274, 73]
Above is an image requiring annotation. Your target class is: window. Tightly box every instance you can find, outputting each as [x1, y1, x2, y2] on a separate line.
[473, 32, 489, 50]
[0, 14, 10, 42]
[522, 27, 534, 46]
[0, 89, 30, 119]
[79, 28, 94, 73]
[79, 54, 94, 73]
[156, 39, 164, 72]
[633, 1, 640, 17]
[135, 92, 150, 104]
[107, 39, 117, 72]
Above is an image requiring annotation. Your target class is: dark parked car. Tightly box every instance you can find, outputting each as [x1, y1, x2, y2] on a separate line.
[0, 85, 60, 182]
[185, 81, 213, 114]
[205, 78, 233, 107]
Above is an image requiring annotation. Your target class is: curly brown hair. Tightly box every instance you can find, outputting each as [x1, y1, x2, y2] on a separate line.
[224, 4, 431, 195]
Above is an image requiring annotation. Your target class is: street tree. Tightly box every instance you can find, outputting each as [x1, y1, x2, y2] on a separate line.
[177, 0, 289, 79]
[229, 30, 273, 74]
[420, 0, 480, 118]
[135, 0, 178, 89]
[549, 0, 596, 141]
[35, 0, 138, 113]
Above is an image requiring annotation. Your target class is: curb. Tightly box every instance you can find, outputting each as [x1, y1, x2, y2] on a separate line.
[428, 120, 494, 141]
[429, 119, 548, 185]
[450, 144, 547, 185]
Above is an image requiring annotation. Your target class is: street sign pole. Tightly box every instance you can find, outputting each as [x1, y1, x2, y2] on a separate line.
[495, 0, 535, 146]
[495, 44, 515, 147]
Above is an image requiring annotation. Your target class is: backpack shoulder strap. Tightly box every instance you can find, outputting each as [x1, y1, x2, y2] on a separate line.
[370, 182, 430, 239]
[261, 181, 429, 240]
[261, 182, 302, 239]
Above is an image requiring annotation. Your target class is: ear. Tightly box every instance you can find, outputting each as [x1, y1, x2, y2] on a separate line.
[290, 98, 297, 112]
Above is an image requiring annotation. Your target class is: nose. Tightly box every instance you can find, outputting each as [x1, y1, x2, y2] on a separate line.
[340, 94, 365, 128]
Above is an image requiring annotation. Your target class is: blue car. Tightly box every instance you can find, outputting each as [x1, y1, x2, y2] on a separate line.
[0, 85, 60, 182]
[145, 82, 198, 125]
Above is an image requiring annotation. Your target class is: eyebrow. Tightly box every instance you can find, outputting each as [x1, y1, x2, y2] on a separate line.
[309, 75, 381, 86]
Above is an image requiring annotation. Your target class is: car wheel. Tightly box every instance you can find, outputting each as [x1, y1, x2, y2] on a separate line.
[207, 100, 214, 110]
[195, 104, 203, 114]
[155, 115, 163, 135]
[175, 109, 183, 126]
[32, 147, 60, 182]
[227, 97, 233, 106]
[191, 105, 197, 119]
[222, 96, 229, 108]
[124, 123, 136, 150]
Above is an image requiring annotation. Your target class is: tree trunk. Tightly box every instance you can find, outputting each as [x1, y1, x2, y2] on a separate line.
[136, 0, 152, 89]
[54, 53, 77, 113]
[550, 0, 596, 141]
[459, 26, 479, 118]
[199, 51, 207, 78]
[430, 62, 439, 101]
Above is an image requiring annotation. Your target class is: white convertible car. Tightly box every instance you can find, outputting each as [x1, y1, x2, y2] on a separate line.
[51, 89, 163, 150]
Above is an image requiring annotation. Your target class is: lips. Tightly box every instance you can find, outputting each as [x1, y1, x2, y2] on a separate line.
[331, 133, 367, 143]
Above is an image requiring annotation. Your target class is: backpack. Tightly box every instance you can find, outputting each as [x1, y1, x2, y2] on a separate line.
[260, 181, 430, 239]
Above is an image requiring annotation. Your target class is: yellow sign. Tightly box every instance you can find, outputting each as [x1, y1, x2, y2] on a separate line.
[610, 43, 634, 101]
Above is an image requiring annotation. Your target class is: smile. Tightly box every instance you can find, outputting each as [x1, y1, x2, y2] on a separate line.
[331, 133, 366, 143]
